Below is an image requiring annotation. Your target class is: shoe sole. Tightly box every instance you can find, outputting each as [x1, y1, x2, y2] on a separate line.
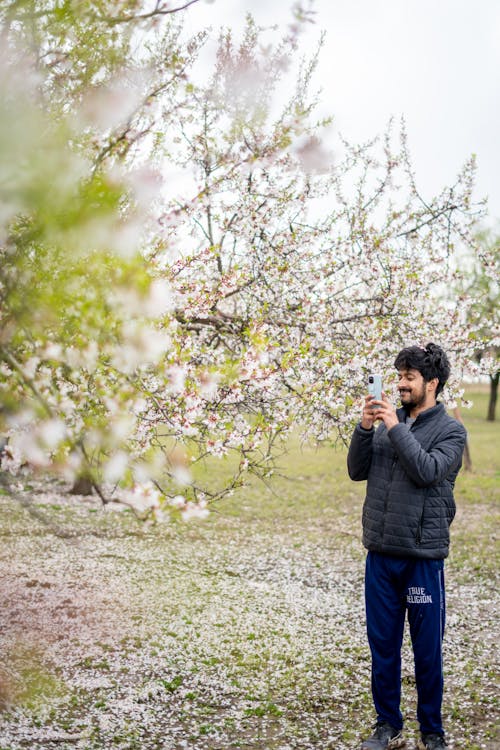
[361, 736, 406, 750]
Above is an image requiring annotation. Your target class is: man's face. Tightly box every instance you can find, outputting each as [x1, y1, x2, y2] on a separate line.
[397, 368, 428, 409]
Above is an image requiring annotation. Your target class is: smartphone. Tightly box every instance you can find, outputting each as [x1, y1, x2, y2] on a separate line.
[368, 374, 383, 408]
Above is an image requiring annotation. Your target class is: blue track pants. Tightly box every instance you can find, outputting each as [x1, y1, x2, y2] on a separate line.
[365, 552, 446, 735]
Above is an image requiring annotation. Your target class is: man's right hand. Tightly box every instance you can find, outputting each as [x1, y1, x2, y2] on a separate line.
[360, 394, 377, 430]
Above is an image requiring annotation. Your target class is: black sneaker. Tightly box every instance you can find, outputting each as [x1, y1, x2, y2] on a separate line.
[417, 733, 447, 750]
[361, 721, 406, 749]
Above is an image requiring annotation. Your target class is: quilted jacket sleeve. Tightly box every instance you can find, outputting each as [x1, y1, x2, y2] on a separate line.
[387, 420, 467, 487]
[347, 424, 375, 481]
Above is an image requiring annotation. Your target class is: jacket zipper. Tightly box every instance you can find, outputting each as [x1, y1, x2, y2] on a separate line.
[416, 506, 424, 545]
[405, 419, 424, 545]
[381, 456, 398, 543]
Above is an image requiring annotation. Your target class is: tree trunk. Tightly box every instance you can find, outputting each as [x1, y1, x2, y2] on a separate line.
[0, 437, 9, 471]
[487, 371, 499, 421]
[70, 477, 94, 496]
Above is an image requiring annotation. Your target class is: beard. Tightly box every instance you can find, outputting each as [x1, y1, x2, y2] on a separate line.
[398, 384, 427, 410]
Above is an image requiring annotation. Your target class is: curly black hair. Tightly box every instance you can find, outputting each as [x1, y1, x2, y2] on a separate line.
[394, 343, 451, 397]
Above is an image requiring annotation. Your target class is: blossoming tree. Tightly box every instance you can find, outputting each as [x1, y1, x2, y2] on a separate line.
[1, 2, 497, 520]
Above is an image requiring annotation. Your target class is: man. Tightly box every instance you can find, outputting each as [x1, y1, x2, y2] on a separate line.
[347, 343, 466, 750]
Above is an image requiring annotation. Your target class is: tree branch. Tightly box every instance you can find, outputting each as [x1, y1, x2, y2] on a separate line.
[97, 0, 202, 26]
[397, 204, 458, 237]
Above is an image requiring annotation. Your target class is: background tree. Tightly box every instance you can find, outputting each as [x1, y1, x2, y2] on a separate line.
[457, 229, 499, 420]
[144, 20, 492, 470]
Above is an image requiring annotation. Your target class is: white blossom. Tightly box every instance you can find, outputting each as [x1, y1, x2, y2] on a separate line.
[37, 419, 66, 449]
[167, 365, 186, 394]
[171, 464, 192, 486]
[103, 451, 129, 483]
[121, 482, 161, 513]
[181, 500, 209, 521]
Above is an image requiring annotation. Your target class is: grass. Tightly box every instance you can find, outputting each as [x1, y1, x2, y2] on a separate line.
[0, 389, 498, 750]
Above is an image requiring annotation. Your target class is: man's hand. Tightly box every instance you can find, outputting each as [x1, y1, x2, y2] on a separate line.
[360, 394, 377, 430]
[371, 392, 399, 431]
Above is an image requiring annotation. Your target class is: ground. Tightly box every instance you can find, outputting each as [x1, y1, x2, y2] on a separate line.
[0, 391, 498, 750]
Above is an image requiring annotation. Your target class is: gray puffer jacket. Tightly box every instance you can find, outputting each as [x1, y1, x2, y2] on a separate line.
[347, 402, 466, 559]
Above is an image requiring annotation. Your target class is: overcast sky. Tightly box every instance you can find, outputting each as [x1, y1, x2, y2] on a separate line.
[185, 0, 500, 226]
